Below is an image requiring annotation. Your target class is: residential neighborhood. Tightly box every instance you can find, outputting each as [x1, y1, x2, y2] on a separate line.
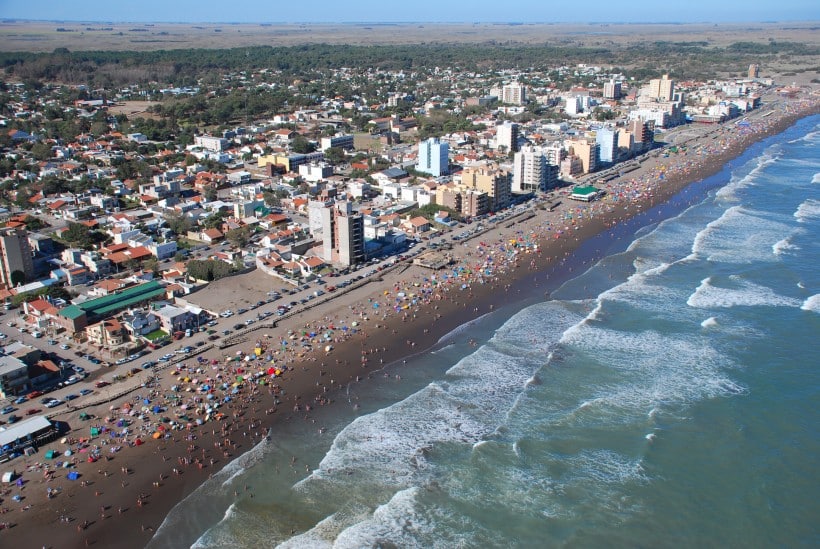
[0, 57, 787, 402]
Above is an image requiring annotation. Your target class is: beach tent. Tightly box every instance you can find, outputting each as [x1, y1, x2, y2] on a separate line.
[67, 471, 80, 481]
[1, 471, 15, 483]
[45, 450, 58, 459]
[90, 427, 100, 437]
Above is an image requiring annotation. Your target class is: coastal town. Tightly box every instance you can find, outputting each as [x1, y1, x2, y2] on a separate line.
[0, 34, 818, 546]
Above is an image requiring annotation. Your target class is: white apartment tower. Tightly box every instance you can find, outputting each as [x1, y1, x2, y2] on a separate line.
[512, 146, 558, 194]
[495, 121, 519, 153]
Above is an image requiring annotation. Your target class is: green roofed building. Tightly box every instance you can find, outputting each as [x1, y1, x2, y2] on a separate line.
[569, 185, 604, 202]
[53, 281, 167, 334]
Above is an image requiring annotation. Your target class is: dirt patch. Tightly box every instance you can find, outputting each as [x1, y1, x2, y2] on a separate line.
[107, 101, 161, 119]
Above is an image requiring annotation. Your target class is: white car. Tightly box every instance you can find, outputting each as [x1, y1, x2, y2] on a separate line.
[45, 399, 63, 408]
[60, 343, 70, 350]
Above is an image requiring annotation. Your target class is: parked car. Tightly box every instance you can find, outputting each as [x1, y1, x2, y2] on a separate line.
[79, 389, 93, 396]
[60, 343, 71, 350]
[44, 399, 63, 408]
[1, 406, 15, 415]
[7, 414, 20, 423]
[13, 396, 27, 405]
[64, 394, 78, 401]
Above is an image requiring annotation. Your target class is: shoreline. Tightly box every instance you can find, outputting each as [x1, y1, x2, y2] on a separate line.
[2, 94, 818, 549]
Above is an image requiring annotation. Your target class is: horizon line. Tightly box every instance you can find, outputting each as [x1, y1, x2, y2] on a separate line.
[3, 18, 818, 26]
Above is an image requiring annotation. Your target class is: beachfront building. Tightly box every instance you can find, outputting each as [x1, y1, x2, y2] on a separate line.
[569, 185, 605, 202]
[315, 201, 365, 267]
[417, 138, 449, 177]
[512, 145, 559, 194]
[595, 127, 619, 165]
[457, 165, 511, 211]
[0, 227, 34, 289]
[0, 354, 29, 398]
[566, 139, 599, 175]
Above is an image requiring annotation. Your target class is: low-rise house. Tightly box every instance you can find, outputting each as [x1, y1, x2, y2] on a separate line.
[86, 318, 127, 348]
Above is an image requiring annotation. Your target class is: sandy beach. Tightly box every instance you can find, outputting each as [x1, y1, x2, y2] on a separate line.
[1, 91, 817, 549]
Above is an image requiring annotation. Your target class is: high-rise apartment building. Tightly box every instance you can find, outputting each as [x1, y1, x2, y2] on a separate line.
[459, 165, 511, 211]
[495, 121, 519, 153]
[318, 201, 365, 267]
[501, 82, 526, 105]
[648, 74, 675, 101]
[595, 127, 619, 165]
[512, 145, 559, 194]
[567, 139, 599, 174]
[417, 138, 449, 177]
[603, 79, 622, 100]
[0, 228, 34, 288]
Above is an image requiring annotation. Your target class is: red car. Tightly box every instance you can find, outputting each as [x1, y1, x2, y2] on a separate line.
[27, 390, 43, 398]
[26, 408, 41, 416]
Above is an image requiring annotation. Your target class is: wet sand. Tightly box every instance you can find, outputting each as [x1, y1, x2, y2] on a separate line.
[1, 93, 817, 549]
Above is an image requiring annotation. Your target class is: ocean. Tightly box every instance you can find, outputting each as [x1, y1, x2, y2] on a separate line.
[148, 116, 820, 549]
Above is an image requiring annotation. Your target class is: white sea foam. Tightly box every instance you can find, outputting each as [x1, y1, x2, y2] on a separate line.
[701, 317, 719, 328]
[691, 206, 793, 264]
[772, 235, 801, 256]
[801, 294, 820, 313]
[794, 198, 820, 223]
[812, 172, 820, 184]
[645, 433, 656, 442]
[560, 325, 744, 421]
[716, 148, 780, 200]
[687, 276, 802, 309]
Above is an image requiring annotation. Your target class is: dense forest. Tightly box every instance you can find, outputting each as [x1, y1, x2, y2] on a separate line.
[2, 41, 817, 87]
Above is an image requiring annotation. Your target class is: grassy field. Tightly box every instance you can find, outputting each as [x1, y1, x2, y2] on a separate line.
[1, 20, 818, 52]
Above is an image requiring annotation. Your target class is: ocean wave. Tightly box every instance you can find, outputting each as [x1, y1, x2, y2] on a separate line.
[801, 294, 820, 313]
[812, 172, 820, 184]
[715, 147, 780, 200]
[700, 316, 719, 328]
[691, 206, 792, 264]
[687, 276, 802, 309]
[559, 326, 743, 421]
[794, 198, 820, 223]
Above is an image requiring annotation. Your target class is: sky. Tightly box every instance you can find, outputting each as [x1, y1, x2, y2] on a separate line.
[0, 0, 818, 24]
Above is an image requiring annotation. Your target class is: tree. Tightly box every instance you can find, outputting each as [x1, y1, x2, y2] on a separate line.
[291, 135, 316, 154]
[10, 270, 26, 287]
[225, 226, 252, 249]
[202, 185, 218, 202]
[165, 211, 193, 235]
[324, 146, 346, 164]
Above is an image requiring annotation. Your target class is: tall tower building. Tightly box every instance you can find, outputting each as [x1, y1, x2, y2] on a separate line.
[0, 228, 34, 288]
[595, 127, 619, 165]
[319, 201, 365, 267]
[603, 79, 622, 100]
[512, 145, 559, 194]
[417, 138, 449, 177]
[495, 121, 519, 153]
[501, 82, 526, 105]
[648, 74, 675, 101]
[748, 64, 760, 78]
